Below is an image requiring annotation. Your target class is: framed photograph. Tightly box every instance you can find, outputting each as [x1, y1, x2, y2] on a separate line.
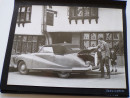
[84, 41, 89, 48]
[98, 33, 104, 40]
[84, 33, 90, 40]
[91, 33, 97, 40]
[1, 0, 129, 97]
[113, 33, 120, 40]
[106, 33, 112, 40]
[90, 41, 97, 47]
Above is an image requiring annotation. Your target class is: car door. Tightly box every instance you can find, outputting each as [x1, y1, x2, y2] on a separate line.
[31, 46, 57, 69]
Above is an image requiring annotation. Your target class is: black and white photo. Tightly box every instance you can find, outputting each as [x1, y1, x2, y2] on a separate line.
[6, 5, 127, 89]
[1, 1, 128, 96]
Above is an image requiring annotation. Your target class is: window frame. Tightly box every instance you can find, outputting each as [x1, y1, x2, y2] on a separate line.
[82, 32, 122, 54]
[17, 5, 32, 26]
[69, 7, 98, 24]
[12, 35, 45, 54]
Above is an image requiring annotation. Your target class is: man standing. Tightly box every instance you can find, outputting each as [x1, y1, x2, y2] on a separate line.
[97, 37, 110, 79]
[97, 47, 102, 71]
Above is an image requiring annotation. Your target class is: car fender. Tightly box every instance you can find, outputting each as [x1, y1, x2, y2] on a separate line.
[16, 54, 34, 69]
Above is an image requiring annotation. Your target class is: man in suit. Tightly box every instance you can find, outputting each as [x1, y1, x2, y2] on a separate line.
[97, 37, 110, 79]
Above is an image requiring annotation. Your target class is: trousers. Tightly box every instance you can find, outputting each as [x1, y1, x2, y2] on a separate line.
[101, 57, 110, 76]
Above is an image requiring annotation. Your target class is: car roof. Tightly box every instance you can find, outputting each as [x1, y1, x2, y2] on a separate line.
[42, 43, 80, 55]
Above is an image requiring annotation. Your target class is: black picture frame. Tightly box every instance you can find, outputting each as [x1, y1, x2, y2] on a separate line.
[0, 0, 129, 97]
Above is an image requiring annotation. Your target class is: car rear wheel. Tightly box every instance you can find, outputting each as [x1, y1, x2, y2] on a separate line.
[57, 72, 70, 78]
[18, 61, 28, 75]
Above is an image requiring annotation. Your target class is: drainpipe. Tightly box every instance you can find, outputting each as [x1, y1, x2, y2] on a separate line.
[42, 6, 52, 45]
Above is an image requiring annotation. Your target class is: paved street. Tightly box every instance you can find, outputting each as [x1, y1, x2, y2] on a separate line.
[7, 66, 126, 89]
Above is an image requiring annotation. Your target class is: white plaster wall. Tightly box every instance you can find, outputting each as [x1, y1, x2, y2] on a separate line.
[15, 5, 43, 35]
[15, 6, 123, 34]
[47, 6, 123, 32]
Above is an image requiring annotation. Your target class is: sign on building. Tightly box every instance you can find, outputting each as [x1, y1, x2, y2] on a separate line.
[46, 12, 54, 26]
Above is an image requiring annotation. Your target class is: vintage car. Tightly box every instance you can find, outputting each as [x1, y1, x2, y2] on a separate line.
[10, 43, 96, 78]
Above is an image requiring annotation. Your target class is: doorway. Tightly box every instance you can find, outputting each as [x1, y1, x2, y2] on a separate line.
[50, 32, 72, 44]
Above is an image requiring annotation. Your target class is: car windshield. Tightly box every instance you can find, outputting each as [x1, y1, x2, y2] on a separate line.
[39, 47, 53, 53]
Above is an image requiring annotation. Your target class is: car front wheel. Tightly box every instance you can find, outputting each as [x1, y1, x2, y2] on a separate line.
[18, 61, 28, 75]
[57, 72, 70, 78]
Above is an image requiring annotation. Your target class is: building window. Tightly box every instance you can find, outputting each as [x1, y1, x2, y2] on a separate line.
[82, 32, 122, 54]
[12, 35, 45, 54]
[68, 7, 98, 24]
[17, 5, 32, 27]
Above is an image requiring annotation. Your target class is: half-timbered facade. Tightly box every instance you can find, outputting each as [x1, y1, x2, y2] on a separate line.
[13, 5, 123, 56]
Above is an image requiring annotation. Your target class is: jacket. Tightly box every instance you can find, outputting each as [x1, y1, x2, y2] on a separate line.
[98, 41, 110, 59]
